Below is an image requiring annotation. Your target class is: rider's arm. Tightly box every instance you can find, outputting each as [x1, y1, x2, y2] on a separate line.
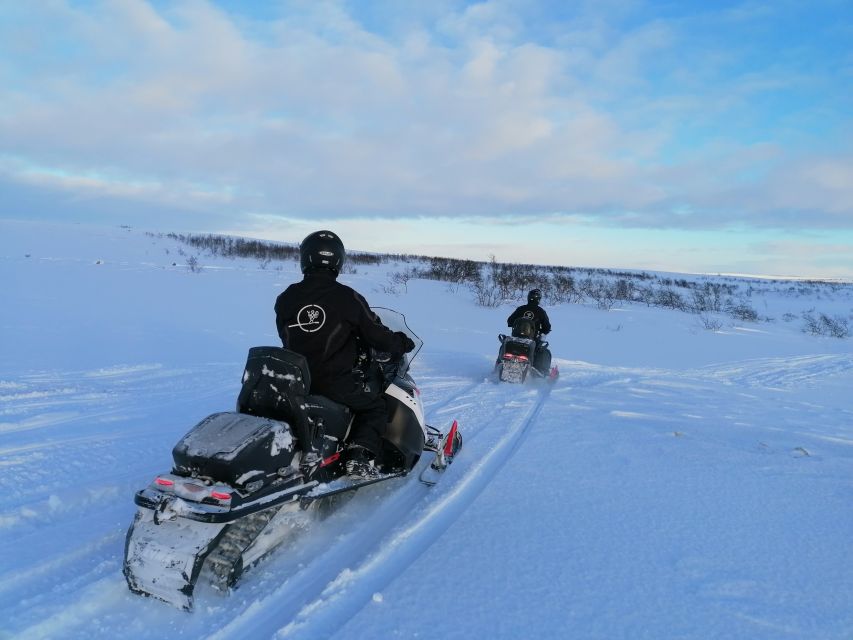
[540, 308, 552, 334]
[350, 290, 408, 355]
[507, 306, 522, 327]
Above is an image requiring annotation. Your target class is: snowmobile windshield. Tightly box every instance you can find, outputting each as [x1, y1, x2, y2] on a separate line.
[371, 307, 423, 374]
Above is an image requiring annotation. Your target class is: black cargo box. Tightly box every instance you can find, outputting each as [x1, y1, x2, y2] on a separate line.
[172, 411, 298, 488]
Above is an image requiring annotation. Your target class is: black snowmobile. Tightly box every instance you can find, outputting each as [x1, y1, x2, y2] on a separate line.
[495, 317, 558, 383]
[123, 309, 461, 610]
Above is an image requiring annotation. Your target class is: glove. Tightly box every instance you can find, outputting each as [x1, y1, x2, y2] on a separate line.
[395, 331, 416, 353]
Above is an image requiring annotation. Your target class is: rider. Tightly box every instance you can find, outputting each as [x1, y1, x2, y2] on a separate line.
[274, 230, 415, 478]
[507, 288, 551, 340]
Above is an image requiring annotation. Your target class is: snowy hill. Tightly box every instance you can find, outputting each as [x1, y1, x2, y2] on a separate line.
[1, 220, 852, 640]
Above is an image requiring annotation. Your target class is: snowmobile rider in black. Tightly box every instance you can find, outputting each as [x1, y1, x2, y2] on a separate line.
[507, 288, 551, 338]
[274, 230, 416, 478]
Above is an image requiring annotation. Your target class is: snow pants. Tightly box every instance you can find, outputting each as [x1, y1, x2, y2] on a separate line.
[314, 366, 387, 456]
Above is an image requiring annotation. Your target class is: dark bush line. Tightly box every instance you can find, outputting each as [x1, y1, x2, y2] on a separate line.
[157, 230, 851, 337]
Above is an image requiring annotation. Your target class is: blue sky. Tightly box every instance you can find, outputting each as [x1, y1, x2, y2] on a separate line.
[1, 1, 851, 277]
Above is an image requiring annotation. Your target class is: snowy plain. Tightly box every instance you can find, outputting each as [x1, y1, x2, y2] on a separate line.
[1, 219, 852, 640]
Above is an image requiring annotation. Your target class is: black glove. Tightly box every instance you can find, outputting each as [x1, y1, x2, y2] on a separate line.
[395, 331, 416, 353]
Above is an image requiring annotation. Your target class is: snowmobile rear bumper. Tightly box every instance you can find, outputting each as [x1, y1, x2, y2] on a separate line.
[133, 480, 318, 524]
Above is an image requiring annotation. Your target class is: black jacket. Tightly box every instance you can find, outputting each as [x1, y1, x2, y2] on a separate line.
[507, 303, 551, 336]
[274, 271, 408, 393]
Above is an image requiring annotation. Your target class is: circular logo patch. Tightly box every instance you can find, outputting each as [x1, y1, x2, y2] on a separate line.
[289, 304, 326, 332]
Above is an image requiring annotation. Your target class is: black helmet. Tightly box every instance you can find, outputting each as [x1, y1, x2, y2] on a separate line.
[527, 288, 542, 305]
[300, 230, 345, 275]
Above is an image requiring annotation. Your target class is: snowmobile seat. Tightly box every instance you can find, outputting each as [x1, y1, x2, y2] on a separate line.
[236, 346, 314, 450]
[511, 317, 537, 339]
[302, 394, 352, 446]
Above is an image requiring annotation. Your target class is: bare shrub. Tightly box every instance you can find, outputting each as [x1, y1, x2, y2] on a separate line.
[186, 255, 202, 273]
[690, 283, 725, 313]
[614, 278, 634, 302]
[548, 274, 579, 304]
[655, 287, 686, 311]
[422, 257, 480, 287]
[802, 312, 850, 338]
[699, 315, 723, 331]
[470, 279, 502, 307]
[726, 300, 758, 322]
[385, 269, 416, 294]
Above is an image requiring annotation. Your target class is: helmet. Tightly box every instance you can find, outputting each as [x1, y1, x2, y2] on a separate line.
[300, 230, 345, 275]
[527, 288, 542, 305]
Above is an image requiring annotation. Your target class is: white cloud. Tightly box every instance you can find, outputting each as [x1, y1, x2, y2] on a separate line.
[0, 0, 850, 236]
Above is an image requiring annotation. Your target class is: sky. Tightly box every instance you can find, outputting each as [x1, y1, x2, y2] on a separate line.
[1, 0, 852, 278]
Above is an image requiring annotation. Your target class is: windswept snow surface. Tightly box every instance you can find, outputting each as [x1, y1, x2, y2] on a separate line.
[1, 220, 852, 639]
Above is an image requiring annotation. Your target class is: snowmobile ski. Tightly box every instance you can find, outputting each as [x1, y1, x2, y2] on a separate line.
[419, 420, 462, 486]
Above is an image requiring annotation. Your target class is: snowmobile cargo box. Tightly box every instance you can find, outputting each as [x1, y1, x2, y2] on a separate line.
[171, 411, 298, 488]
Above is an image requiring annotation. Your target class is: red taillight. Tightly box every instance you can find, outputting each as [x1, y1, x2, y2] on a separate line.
[155, 477, 174, 487]
[320, 452, 341, 467]
[210, 491, 231, 501]
[517, 355, 529, 362]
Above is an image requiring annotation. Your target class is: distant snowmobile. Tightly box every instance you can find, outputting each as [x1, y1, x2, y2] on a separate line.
[123, 309, 461, 610]
[495, 317, 558, 383]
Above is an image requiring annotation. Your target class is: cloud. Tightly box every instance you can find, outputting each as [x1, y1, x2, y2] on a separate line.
[0, 0, 850, 234]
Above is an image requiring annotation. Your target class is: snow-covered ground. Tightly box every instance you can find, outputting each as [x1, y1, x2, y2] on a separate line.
[1, 220, 852, 640]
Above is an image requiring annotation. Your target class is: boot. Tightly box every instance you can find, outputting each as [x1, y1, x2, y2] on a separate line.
[345, 445, 379, 479]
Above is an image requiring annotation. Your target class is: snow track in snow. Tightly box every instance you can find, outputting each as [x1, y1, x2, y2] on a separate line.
[212, 377, 554, 640]
[1, 369, 555, 640]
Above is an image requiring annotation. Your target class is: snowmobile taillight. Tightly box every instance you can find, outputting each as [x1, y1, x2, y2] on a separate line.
[155, 477, 175, 487]
[210, 491, 232, 501]
[320, 452, 341, 467]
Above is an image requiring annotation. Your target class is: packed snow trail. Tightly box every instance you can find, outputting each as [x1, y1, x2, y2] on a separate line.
[2, 369, 554, 640]
[217, 379, 554, 640]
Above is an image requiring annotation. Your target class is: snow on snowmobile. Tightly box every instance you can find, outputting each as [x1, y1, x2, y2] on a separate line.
[123, 309, 461, 611]
[495, 317, 558, 384]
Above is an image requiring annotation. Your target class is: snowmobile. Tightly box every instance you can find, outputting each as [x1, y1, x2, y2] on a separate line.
[123, 309, 461, 611]
[495, 317, 558, 383]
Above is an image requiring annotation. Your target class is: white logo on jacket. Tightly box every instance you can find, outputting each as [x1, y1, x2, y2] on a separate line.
[289, 304, 326, 332]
